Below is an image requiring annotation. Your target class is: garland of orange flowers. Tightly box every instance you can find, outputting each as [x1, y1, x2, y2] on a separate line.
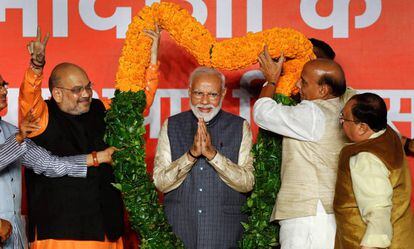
[110, 2, 316, 248]
[116, 2, 315, 97]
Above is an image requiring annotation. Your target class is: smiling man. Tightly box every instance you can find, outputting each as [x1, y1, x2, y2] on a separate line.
[0, 74, 117, 249]
[18, 28, 127, 249]
[153, 67, 254, 249]
[253, 47, 351, 249]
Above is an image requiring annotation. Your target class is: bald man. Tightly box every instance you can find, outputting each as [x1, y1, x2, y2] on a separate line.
[18, 29, 129, 249]
[253, 48, 351, 249]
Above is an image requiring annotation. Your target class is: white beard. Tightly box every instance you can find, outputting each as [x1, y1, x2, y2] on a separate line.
[190, 101, 222, 122]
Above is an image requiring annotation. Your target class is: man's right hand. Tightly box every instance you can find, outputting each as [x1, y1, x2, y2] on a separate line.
[258, 45, 285, 83]
[97, 147, 119, 165]
[16, 110, 41, 143]
[27, 27, 49, 72]
[143, 22, 161, 65]
[0, 218, 12, 244]
[188, 119, 203, 161]
[87, 147, 119, 167]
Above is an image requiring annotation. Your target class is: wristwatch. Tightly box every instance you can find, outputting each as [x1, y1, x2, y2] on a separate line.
[263, 81, 276, 87]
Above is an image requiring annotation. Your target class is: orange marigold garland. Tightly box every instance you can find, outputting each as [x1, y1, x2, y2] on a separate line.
[116, 2, 315, 97]
[109, 2, 316, 248]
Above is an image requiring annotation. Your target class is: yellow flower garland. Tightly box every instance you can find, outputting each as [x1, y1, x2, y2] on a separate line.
[116, 2, 315, 97]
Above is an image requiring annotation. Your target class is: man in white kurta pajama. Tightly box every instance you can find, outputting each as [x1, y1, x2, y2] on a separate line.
[253, 49, 352, 249]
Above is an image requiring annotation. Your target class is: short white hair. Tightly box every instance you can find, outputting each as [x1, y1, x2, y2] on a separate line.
[189, 67, 225, 89]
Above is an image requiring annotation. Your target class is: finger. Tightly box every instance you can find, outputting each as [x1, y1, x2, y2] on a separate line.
[142, 30, 157, 40]
[112, 146, 121, 151]
[43, 32, 50, 45]
[25, 124, 41, 130]
[155, 22, 160, 33]
[36, 26, 41, 41]
[200, 122, 207, 137]
[264, 46, 273, 61]
[262, 44, 267, 53]
[27, 44, 33, 55]
[258, 55, 264, 67]
[279, 51, 285, 62]
[29, 43, 34, 55]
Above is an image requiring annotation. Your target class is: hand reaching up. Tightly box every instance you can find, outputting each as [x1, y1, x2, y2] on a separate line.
[27, 27, 49, 72]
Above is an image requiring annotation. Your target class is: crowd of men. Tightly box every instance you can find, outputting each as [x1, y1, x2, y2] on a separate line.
[0, 26, 413, 249]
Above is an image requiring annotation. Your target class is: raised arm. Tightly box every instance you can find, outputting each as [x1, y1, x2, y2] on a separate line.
[257, 45, 284, 99]
[19, 27, 49, 137]
[143, 23, 161, 113]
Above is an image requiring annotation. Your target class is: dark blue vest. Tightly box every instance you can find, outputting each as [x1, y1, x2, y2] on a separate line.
[166, 110, 248, 249]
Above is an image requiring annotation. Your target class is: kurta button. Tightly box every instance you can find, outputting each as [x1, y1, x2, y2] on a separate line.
[11, 178, 13, 182]
[13, 194, 15, 198]
[198, 209, 202, 214]
[14, 211, 16, 214]
[200, 167, 203, 171]
[199, 188, 203, 192]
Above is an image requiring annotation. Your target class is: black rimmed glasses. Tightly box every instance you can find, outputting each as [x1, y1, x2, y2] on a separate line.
[339, 112, 359, 125]
[55, 82, 93, 95]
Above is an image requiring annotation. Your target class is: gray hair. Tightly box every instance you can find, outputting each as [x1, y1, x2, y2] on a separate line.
[189, 67, 225, 89]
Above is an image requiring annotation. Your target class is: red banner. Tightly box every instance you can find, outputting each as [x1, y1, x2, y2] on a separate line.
[1, 0, 413, 205]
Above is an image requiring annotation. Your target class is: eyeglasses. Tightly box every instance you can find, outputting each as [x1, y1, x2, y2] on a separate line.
[55, 82, 93, 95]
[0, 81, 9, 90]
[339, 112, 359, 125]
[191, 90, 220, 100]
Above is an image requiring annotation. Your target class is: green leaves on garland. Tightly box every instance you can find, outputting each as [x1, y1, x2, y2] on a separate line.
[104, 90, 183, 249]
[239, 94, 296, 249]
[105, 91, 295, 248]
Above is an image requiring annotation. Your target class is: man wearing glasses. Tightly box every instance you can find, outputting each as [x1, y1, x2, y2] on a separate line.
[253, 47, 351, 249]
[18, 27, 160, 249]
[335, 93, 414, 249]
[153, 67, 254, 249]
[0, 75, 116, 249]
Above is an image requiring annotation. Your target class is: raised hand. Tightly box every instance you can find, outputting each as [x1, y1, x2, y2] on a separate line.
[143, 22, 162, 65]
[27, 26, 49, 69]
[199, 120, 216, 160]
[16, 110, 41, 143]
[189, 118, 203, 161]
[258, 45, 285, 83]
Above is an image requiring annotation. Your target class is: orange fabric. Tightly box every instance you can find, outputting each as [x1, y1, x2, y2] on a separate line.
[144, 63, 159, 115]
[30, 237, 124, 249]
[18, 68, 48, 137]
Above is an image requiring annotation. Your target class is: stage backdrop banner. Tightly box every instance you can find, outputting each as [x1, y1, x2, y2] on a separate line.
[1, 0, 413, 201]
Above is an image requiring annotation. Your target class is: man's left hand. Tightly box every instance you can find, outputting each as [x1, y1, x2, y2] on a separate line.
[199, 120, 217, 160]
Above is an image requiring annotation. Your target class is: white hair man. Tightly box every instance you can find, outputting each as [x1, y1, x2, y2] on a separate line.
[153, 67, 255, 249]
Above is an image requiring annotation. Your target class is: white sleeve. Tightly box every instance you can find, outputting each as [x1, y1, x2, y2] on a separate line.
[253, 97, 325, 141]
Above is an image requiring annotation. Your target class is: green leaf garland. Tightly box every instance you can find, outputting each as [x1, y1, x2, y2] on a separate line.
[239, 94, 296, 248]
[104, 90, 184, 248]
[105, 91, 295, 248]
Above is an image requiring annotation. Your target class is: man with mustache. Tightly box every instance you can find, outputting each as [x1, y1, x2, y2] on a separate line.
[153, 67, 254, 249]
[253, 47, 350, 249]
[0, 75, 116, 249]
[18, 27, 160, 249]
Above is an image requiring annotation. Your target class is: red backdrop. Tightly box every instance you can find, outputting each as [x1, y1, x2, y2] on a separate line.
[1, 0, 413, 247]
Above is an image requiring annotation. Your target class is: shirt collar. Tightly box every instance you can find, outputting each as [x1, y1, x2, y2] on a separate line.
[369, 129, 386, 139]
